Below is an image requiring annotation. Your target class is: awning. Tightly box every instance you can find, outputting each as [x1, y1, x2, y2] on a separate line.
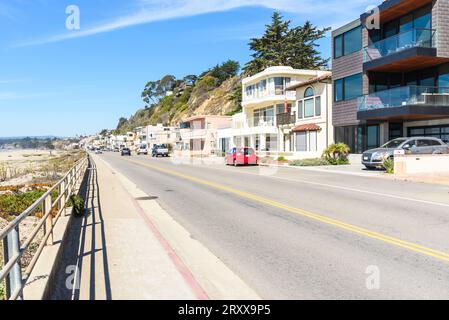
[292, 124, 321, 132]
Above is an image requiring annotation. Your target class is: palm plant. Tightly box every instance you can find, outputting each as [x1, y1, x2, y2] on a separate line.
[323, 143, 350, 165]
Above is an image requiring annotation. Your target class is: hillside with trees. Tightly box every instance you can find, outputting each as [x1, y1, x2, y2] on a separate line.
[115, 12, 329, 133]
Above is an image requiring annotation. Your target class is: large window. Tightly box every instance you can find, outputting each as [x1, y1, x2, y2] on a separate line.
[298, 87, 323, 118]
[369, 5, 432, 43]
[294, 131, 318, 152]
[334, 26, 362, 59]
[334, 74, 363, 102]
[253, 107, 274, 126]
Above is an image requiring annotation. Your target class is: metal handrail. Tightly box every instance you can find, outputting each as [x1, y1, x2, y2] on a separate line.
[0, 156, 89, 300]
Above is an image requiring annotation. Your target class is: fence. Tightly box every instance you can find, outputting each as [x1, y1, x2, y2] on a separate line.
[0, 156, 88, 300]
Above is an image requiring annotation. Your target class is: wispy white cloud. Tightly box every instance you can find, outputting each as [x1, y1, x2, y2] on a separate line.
[15, 0, 373, 47]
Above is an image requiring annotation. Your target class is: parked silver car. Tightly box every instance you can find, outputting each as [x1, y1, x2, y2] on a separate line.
[362, 137, 449, 169]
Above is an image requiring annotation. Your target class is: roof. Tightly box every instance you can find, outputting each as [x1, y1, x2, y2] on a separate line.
[286, 73, 332, 91]
[292, 124, 321, 132]
[182, 115, 232, 122]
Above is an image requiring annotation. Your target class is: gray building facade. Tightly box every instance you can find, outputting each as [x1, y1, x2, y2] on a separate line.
[332, 0, 449, 154]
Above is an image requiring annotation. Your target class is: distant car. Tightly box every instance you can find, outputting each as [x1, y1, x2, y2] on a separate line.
[113, 147, 120, 152]
[152, 145, 169, 157]
[225, 147, 258, 166]
[362, 137, 449, 169]
[121, 148, 132, 156]
[137, 144, 148, 155]
[95, 148, 103, 154]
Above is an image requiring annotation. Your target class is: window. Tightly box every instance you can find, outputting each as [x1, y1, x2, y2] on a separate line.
[304, 99, 315, 118]
[334, 74, 362, 101]
[334, 26, 362, 59]
[294, 131, 317, 152]
[296, 132, 307, 152]
[334, 79, 343, 102]
[315, 97, 321, 116]
[344, 26, 362, 56]
[345, 74, 363, 100]
[334, 35, 343, 58]
[276, 103, 292, 115]
[304, 87, 314, 98]
[298, 101, 303, 119]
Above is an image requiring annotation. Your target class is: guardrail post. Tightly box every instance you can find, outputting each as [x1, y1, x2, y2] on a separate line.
[4, 227, 23, 300]
[59, 180, 66, 216]
[44, 195, 53, 246]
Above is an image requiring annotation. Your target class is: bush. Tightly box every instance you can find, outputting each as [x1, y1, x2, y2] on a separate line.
[277, 156, 287, 162]
[290, 158, 330, 167]
[67, 195, 85, 218]
[323, 143, 350, 166]
[0, 281, 5, 300]
[383, 157, 394, 174]
[0, 190, 58, 221]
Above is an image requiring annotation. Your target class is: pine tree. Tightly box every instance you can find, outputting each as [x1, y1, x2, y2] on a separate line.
[243, 12, 330, 76]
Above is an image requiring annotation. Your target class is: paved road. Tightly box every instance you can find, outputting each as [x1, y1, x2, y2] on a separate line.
[99, 152, 449, 299]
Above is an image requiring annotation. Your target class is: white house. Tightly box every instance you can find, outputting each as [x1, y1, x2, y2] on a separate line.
[146, 124, 178, 149]
[217, 66, 333, 158]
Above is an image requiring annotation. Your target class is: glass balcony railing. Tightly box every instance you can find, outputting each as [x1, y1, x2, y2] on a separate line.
[358, 86, 449, 112]
[363, 28, 436, 63]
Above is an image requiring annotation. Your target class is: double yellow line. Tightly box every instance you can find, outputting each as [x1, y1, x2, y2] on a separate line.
[126, 158, 449, 263]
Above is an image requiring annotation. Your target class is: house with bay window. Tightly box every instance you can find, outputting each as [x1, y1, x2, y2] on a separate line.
[281, 72, 334, 159]
[217, 66, 332, 157]
[332, 0, 449, 154]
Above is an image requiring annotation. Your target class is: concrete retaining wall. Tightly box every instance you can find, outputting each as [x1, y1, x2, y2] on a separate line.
[395, 154, 449, 176]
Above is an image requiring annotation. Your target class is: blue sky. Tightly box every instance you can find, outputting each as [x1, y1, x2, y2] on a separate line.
[0, 0, 373, 137]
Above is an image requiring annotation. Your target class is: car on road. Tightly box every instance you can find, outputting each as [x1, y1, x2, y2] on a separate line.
[95, 148, 103, 154]
[121, 148, 132, 156]
[225, 147, 258, 166]
[152, 144, 169, 157]
[137, 144, 148, 155]
[362, 137, 449, 169]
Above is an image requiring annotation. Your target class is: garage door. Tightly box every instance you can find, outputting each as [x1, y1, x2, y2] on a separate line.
[408, 125, 449, 144]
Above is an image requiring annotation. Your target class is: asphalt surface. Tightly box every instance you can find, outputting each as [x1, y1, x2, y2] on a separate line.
[98, 152, 449, 299]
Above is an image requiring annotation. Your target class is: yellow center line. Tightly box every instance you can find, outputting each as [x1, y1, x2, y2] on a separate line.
[125, 157, 449, 263]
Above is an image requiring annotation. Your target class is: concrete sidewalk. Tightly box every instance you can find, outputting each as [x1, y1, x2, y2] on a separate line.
[48, 156, 205, 300]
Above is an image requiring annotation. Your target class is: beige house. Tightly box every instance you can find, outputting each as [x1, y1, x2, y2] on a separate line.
[177, 115, 232, 157]
[282, 72, 334, 159]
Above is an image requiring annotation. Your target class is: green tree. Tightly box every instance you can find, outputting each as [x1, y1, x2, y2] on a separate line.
[210, 60, 240, 84]
[244, 12, 330, 75]
[116, 117, 128, 130]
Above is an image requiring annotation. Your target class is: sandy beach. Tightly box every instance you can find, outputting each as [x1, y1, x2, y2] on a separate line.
[0, 149, 59, 162]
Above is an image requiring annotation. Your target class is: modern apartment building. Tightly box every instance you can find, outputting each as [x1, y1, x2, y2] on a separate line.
[219, 66, 332, 156]
[332, 0, 449, 154]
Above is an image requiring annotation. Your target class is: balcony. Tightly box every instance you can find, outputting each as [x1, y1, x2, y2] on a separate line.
[276, 113, 296, 126]
[363, 29, 440, 72]
[243, 86, 297, 105]
[248, 116, 276, 128]
[180, 128, 207, 140]
[357, 86, 449, 120]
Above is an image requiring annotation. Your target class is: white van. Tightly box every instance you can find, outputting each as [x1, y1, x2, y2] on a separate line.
[137, 143, 148, 155]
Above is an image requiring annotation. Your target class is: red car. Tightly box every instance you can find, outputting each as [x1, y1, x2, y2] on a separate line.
[225, 147, 259, 166]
